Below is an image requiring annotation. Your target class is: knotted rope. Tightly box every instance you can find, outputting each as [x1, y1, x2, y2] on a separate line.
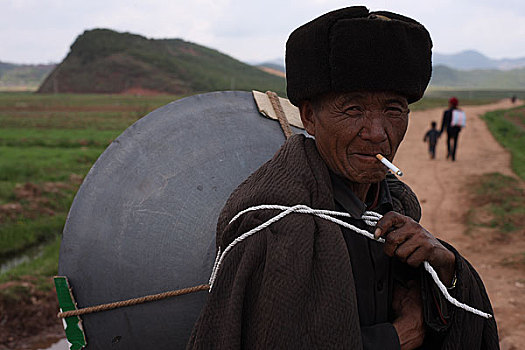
[266, 91, 293, 139]
[57, 284, 209, 318]
[209, 204, 492, 319]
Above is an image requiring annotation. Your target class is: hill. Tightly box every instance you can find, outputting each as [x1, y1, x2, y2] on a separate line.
[38, 29, 286, 96]
[257, 50, 525, 86]
[0, 62, 55, 90]
[433, 50, 525, 71]
[256, 60, 525, 90]
[258, 62, 285, 73]
[257, 63, 285, 78]
[430, 65, 525, 89]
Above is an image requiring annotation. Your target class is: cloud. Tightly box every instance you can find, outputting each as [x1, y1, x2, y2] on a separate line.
[425, 3, 525, 58]
[1, 0, 524, 64]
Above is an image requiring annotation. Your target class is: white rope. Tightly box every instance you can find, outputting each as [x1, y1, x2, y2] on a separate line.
[209, 204, 492, 319]
[422, 261, 491, 318]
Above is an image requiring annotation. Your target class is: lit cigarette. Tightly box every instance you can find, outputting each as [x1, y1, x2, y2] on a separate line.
[376, 154, 403, 176]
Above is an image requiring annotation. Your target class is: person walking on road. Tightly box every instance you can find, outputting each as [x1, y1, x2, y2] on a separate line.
[423, 121, 440, 159]
[440, 97, 465, 161]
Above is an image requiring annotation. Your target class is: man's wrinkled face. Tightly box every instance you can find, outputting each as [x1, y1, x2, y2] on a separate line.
[300, 91, 409, 184]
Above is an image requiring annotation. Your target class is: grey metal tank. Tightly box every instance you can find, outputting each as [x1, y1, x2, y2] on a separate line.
[58, 91, 305, 349]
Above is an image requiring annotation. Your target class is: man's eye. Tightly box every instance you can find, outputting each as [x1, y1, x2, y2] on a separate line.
[343, 106, 362, 114]
[386, 107, 405, 117]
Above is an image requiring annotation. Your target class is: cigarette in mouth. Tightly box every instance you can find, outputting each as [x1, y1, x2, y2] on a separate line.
[376, 154, 403, 176]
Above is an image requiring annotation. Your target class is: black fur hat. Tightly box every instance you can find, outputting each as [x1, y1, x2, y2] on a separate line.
[285, 6, 432, 105]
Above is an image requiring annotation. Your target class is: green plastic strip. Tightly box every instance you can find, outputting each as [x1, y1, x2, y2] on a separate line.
[54, 276, 87, 350]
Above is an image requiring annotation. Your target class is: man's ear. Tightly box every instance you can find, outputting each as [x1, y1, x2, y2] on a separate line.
[299, 100, 316, 136]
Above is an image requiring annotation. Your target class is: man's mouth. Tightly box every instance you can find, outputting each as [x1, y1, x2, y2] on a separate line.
[352, 153, 383, 162]
[352, 152, 389, 159]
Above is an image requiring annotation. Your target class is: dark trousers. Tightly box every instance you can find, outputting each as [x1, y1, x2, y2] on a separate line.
[446, 127, 461, 161]
[428, 143, 436, 159]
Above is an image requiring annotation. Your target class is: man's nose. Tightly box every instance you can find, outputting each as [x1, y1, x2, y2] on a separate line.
[359, 115, 388, 143]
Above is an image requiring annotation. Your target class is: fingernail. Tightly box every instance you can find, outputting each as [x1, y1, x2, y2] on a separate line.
[374, 228, 381, 239]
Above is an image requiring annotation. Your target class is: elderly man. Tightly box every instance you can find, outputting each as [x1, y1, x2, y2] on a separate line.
[188, 7, 498, 349]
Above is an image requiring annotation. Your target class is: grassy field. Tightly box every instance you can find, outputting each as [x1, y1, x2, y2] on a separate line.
[424, 88, 525, 100]
[481, 105, 525, 180]
[0, 91, 521, 287]
[410, 90, 503, 110]
[0, 92, 181, 286]
[466, 172, 525, 270]
[467, 173, 525, 234]
[465, 105, 525, 269]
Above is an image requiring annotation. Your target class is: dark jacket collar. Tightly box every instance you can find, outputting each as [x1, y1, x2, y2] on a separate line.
[329, 171, 393, 218]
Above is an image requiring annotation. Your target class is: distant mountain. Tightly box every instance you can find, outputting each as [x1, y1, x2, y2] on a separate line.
[431, 65, 525, 89]
[258, 53, 525, 89]
[253, 58, 285, 76]
[251, 58, 284, 69]
[257, 65, 285, 78]
[38, 29, 286, 95]
[433, 50, 525, 71]
[258, 62, 285, 73]
[261, 51, 525, 73]
[0, 61, 55, 90]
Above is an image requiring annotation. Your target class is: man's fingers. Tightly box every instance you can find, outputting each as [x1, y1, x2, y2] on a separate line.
[383, 229, 410, 256]
[405, 247, 428, 268]
[374, 211, 407, 239]
[392, 237, 419, 262]
[373, 227, 382, 239]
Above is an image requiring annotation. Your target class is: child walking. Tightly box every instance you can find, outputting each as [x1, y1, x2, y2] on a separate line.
[423, 121, 440, 159]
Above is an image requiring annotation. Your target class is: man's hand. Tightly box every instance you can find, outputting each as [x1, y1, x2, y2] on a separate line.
[392, 281, 425, 350]
[374, 211, 456, 286]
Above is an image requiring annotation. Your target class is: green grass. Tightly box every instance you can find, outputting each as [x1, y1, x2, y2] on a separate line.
[0, 92, 182, 283]
[481, 106, 525, 180]
[0, 146, 102, 182]
[0, 181, 14, 204]
[0, 128, 119, 148]
[505, 108, 525, 128]
[0, 111, 141, 130]
[0, 215, 66, 257]
[0, 235, 61, 288]
[410, 92, 499, 111]
[466, 172, 525, 234]
[466, 172, 525, 267]
[0, 91, 180, 108]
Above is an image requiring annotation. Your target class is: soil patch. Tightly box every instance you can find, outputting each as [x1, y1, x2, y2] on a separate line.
[0, 181, 76, 224]
[257, 66, 286, 78]
[120, 87, 166, 96]
[504, 107, 525, 130]
[0, 105, 139, 112]
[0, 277, 63, 350]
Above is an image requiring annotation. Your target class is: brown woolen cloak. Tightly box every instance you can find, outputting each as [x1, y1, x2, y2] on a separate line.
[187, 134, 498, 349]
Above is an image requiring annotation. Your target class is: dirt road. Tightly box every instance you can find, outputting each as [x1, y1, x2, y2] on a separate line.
[395, 99, 524, 349]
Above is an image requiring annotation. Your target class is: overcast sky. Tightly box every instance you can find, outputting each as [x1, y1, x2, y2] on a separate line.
[1, 0, 524, 65]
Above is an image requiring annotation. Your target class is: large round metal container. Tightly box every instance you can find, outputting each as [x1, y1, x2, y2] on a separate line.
[58, 91, 305, 349]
